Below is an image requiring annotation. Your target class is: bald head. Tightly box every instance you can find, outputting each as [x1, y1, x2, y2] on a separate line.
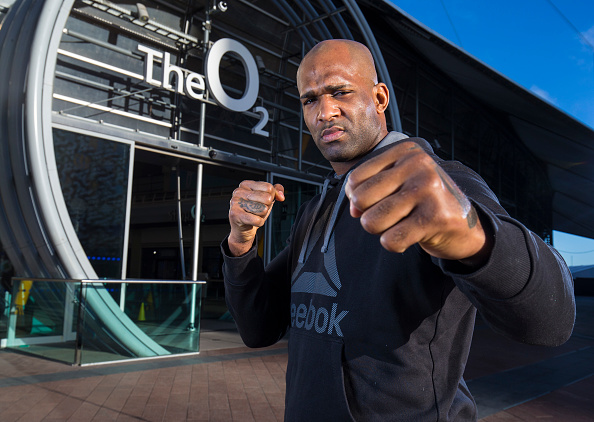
[295, 39, 390, 174]
[297, 40, 378, 91]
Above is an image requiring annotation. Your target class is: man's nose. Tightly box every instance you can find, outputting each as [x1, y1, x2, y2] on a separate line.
[317, 96, 340, 121]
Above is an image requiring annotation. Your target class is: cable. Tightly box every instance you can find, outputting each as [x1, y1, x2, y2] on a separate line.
[439, 0, 464, 48]
[545, 0, 594, 51]
[545, 0, 594, 79]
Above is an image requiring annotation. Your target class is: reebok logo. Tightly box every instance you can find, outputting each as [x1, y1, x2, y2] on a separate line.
[290, 204, 350, 337]
[291, 226, 341, 297]
[291, 300, 349, 336]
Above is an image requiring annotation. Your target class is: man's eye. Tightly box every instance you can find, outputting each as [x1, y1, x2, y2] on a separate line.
[333, 91, 347, 97]
[303, 98, 315, 106]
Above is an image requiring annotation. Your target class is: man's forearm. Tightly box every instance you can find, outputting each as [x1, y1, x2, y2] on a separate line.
[227, 235, 255, 257]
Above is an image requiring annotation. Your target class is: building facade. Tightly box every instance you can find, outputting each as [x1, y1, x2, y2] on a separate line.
[1, 0, 588, 361]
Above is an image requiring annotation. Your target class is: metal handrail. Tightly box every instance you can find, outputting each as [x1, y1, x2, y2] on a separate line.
[11, 277, 206, 284]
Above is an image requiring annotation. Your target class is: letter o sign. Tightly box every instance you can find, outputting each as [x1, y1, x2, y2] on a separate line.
[205, 38, 259, 112]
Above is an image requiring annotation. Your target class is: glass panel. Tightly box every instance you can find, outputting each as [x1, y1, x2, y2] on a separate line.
[10, 280, 66, 339]
[3, 279, 77, 364]
[268, 176, 320, 261]
[4, 279, 73, 364]
[2, 278, 77, 363]
[128, 149, 262, 319]
[56, 6, 177, 137]
[78, 281, 203, 365]
[199, 165, 264, 319]
[2, 279, 203, 365]
[53, 129, 131, 279]
[56, 0, 326, 175]
[127, 149, 199, 282]
[0, 243, 14, 340]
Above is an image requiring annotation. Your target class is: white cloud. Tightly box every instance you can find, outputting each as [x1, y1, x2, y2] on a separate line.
[580, 26, 594, 50]
[571, 26, 594, 72]
[529, 85, 558, 105]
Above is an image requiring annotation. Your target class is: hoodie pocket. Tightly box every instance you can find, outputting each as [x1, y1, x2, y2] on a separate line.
[284, 329, 354, 422]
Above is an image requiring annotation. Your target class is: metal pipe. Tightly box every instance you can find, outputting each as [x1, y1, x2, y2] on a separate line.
[189, 162, 203, 331]
[176, 167, 187, 280]
[188, 6, 212, 331]
[74, 281, 87, 365]
[119, 145, 136, 311]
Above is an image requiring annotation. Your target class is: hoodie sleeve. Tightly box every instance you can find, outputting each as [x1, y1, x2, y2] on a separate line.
[221, 237, 292, 348]
[436, 162, 575, 346]
[220, 199, 314, 348]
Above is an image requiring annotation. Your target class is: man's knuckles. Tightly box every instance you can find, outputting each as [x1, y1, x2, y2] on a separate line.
[359, 197, 405, 234]
[379, 225, 416, 254]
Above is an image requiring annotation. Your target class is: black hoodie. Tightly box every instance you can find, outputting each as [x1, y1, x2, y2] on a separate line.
[222, 133, 575, 421]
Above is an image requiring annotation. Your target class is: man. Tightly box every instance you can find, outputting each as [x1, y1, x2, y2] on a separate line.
[222, 40, 575, 421]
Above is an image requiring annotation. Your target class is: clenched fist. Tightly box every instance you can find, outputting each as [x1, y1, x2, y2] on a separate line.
[228, 180, 285, 257]
[345, 141, 492, 264]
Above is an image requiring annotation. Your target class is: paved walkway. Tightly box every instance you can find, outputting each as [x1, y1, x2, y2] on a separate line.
[1, 297, 593, 421]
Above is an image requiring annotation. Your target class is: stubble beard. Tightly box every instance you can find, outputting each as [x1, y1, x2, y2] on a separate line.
[317, 129, 375, 164]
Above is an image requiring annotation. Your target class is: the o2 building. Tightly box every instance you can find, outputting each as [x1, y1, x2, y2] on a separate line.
[1, 0, 592, 361]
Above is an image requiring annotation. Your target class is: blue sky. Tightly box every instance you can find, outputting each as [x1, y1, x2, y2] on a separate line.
[390, 0, 594, 266]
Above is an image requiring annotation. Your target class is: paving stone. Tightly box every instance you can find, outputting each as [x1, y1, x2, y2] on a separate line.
[0, 297, 591, 421]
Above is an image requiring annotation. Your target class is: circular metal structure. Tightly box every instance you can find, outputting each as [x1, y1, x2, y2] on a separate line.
[0, 0, 403, 357]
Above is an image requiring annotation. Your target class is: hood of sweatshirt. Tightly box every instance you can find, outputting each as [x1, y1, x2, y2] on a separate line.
[297, 131, 433, 265]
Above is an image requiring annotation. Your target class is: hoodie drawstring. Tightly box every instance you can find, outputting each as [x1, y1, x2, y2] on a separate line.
[298, 178, 331, 264]
[321, 170, 352, 253]
[297, 132, 410, 263]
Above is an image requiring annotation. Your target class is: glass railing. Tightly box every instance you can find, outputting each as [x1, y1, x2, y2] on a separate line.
[3, 277, 205, 365]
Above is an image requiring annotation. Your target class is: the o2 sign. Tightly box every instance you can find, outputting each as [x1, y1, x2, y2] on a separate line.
[139, 38, 269, 137]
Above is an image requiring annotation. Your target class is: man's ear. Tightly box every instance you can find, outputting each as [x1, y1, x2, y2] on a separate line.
[373, 82, 389, 113]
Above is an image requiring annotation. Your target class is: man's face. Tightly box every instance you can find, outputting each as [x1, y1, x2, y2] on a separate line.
[297, 47, 385, 171]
